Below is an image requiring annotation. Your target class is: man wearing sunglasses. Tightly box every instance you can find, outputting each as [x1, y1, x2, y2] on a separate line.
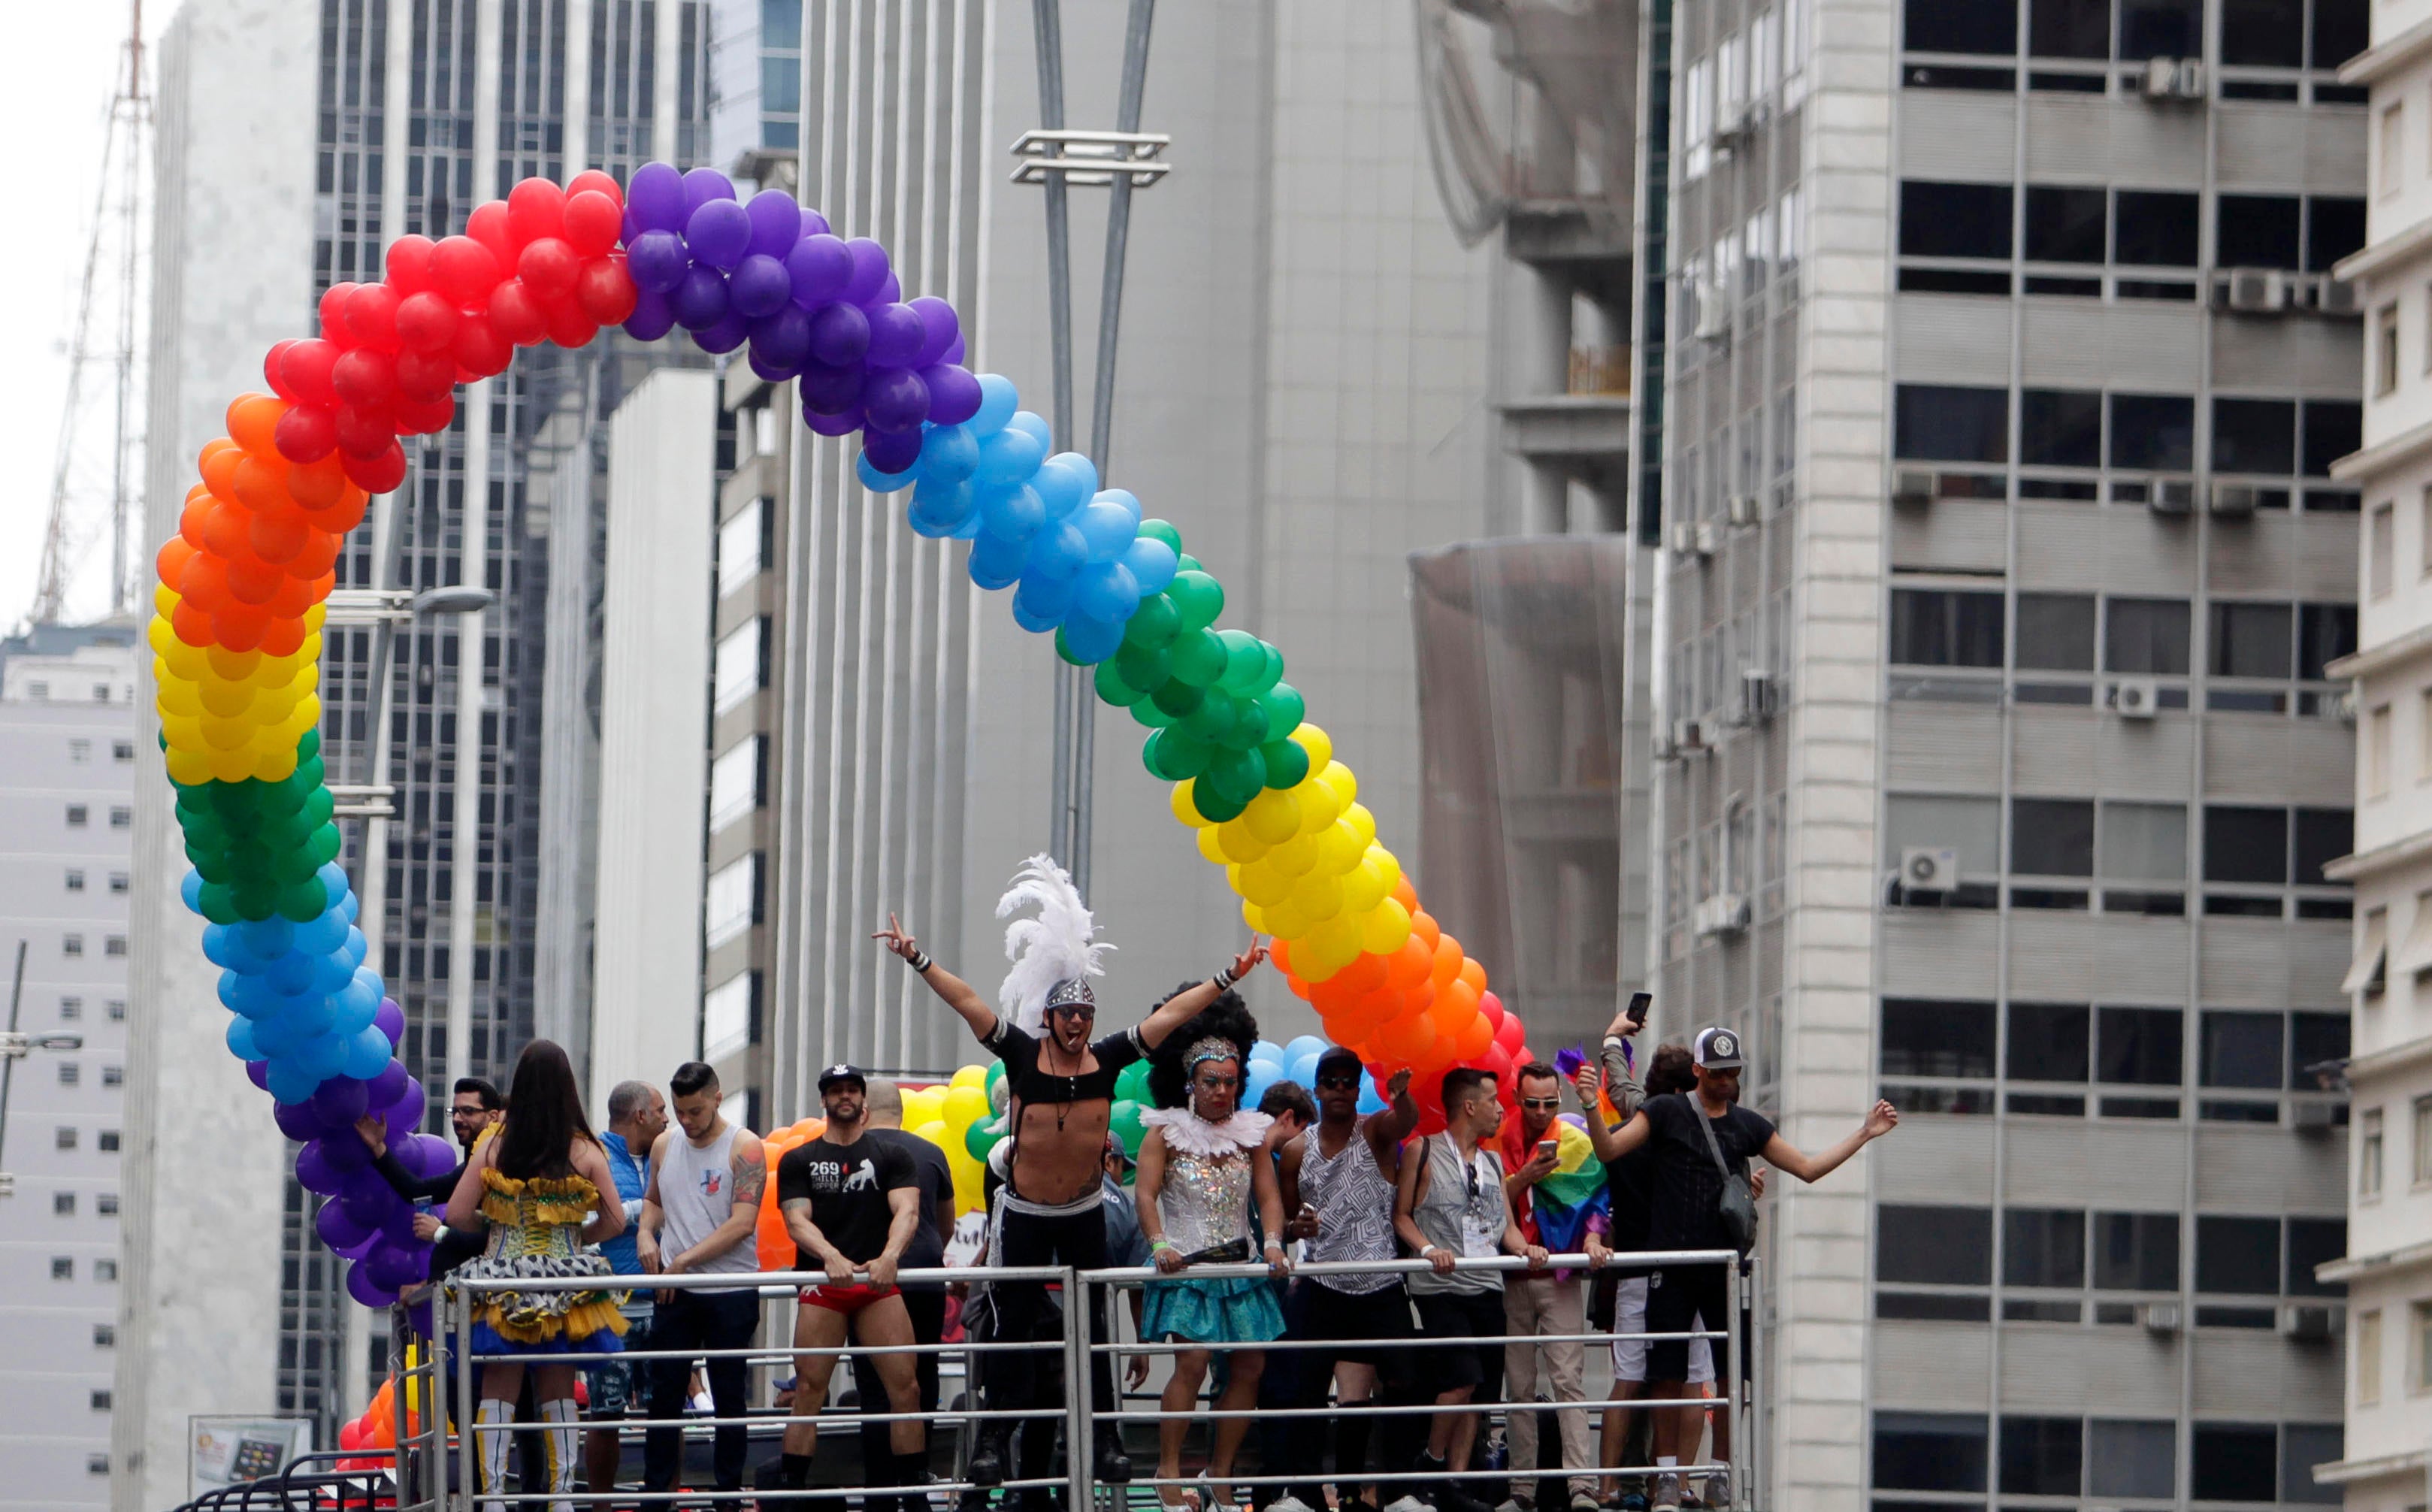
[1496, 1062, 1602, 1512]
[874, 900, 1266, 1488]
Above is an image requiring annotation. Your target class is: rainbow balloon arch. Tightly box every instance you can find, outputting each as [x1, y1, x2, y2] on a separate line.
[153, 162, 1540, 1310]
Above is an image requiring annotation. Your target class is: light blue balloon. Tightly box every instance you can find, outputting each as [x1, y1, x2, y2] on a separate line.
[1286, 1035, 1329, 1063]
[180, 869, 205, 915]
[225, 1017, 261, 1061]
[317, 862, 351, 897]
[1024, 519, 1089, 581]
[1097, 488, 1142, 523]
[239, 916, 296, 958]
[979, 482, 1046, 542]
[1059, 453, 1101, 498]
[1356, 1080, 1388, 1115]
[972, 373, 1019, 434]
[336, 888, 360, 924]
[919, 423, 980, 482]
[857, 450, 918, 494]
[313, 951, 356, 995]
[1250, 1039, 1286, 1066]
[1033, 453, 1093, 519]
[343, 1026, 392, 1081]
[1244, 1062, 1282, 1107]
[951, 504, 986, 540]
[1006, 410, 1053, 449]
[293, 1030, 347, 1082]
[1122, 537, 1179, 596]
[268, 949, 319, 995]
[975, 428, 1046, 488]
[250, 1010, 306, 1059]
[220, 970, 277, 1017]
[342, 927, 368, 969]
[1286, 1051, 1322, 1089]
[295, 906, 349, 955]
[1074, 499, 1139, 562]
[907, 479, 975, 538]
[268, 1060, 322, 1105]
[1061, 613, 1124, 664]
[1072, 561, 1141, 624]
[202, 924, 241, 969]
[342, 968, 383, 1016]
[969, 531, 1028, 589]
[1012, 572, 1075, 630]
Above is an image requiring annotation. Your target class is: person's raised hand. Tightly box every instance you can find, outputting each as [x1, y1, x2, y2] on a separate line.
[1386, 1068, 1412, 1101]
[1865, 1100, 1901, 1139]
[353, 1114, 389, 1158]
[1229, 936, 1269, 983]
[872, 913, 921, 962]
[411, 1212, 443, 1242]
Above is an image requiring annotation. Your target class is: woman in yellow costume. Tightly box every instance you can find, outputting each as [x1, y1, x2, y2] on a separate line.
[443, 1039, 630, 1507]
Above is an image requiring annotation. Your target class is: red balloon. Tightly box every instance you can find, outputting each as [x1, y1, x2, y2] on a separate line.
[467, 201, 516, 265]
[394, 393, 457, 435]
[431, 236, 504, 304]
[1493, 1012, 1526, 1056]
[318, 283, 360, 344]
[564, 190, 623, 256]
[489, 280, 548, 346]
[393, 347, 458, 403]
[544, 301, 598, 349]
[519, 237, 580, 296]
[507, 177, 568, 245]
[1480, 1043, 1514, 1085]
[333, 404, 398, 458]
[262, 340, 299, 400]
[343, 442, 408, 494]
[385, 233, 438, 293]
[170, 600, 215, 646]
[213, 603, 270, 651]
[451, 312, 512, 378]
[268, 572, 322, 618]
[566, 168, 624, 207]
[226, 555, 284, 606]
[260, 616, 307, 657]
[575, 256, 639, 325]
[345, 283, 403, 350]
[1478, 990, 1506, 1031]
[279, 340, 341, 408]
[395, 291, 461, 352]
[331, 348, 398, 408]
[273, 406, 337, 464]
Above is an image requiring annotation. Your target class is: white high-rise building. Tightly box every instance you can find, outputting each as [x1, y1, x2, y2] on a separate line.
[0, 624, 139, 1512]
[2322, 4, 2432, 1509]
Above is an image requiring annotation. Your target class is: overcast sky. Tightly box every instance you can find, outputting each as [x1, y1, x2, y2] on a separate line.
[4, 2, 182, 633]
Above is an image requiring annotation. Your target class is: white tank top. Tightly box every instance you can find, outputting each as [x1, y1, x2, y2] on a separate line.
[1301, 1119, 1402, 1295]
[657, 1123, 760, 1290]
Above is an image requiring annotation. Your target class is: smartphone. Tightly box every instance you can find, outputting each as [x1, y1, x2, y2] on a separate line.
[1536, 1139, 1559, 1160]
[1625, 991, 1653, 1028]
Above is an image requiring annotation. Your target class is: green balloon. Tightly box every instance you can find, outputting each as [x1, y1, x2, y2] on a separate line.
[987, 1060, 1006, 1097]
[1215, 631, 1268, 695]
[1150, 679, 1206, 718]
[1202, 743, 1268, 803]
[966, 1116, 1005, 1162]
[1168, 627, 1229, 688]
[278, 877, 331, 922]
[1123, 593, 1182, 649]
[309, 823, 344, 866]
[1191, 783, 1248, 824]
[1110, 1099, 1148, 1156]
[1260, 737, 1312, 789]
[302, 787, 336, 827]
[1218, 699, 1269, 751]
[1256, 682, 1306, 741]
[199, 881, 240, 924]
[1181, 691, 1239, 745]
[1116, 1061, 1151, 1102]
[1093, 661, 1149, 707]
[1115, 639, 1172, 691]
[1177, 553, 1203, 573]
[297, 728, 322, 763]
[232, 878, 280, 919]
[1143, 727, 1212, 781]
[1138, 519, 1184, 552]
[1254, 644, 1285, 694]
[1131, 697, 1178, 729]
[1168, 570, 1224, 631]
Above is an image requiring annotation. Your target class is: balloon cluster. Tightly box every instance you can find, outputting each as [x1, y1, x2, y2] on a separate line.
[751, 1067, 1000, 1269]
[336, 1374, 419, 1472]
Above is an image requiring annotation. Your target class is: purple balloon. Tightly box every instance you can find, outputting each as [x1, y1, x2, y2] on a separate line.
[867, 303, 927, 368]
[876, 273, 903, 305]
[625, 286, 678, 343]
[685, 198, 753, 271]
[627, 229, 691, 293]
[312, 1075, 371, 1128]
[295, 1142, 343, 1196]
[745, 189, 803, 258]
[809, 302, 870, 366]
[864, 368, 932, 434]
[786, 235, 853, 307]
[924, 364, 985, 426]
[373, 998, 404, 1044]
[842, 239, 891, 304]
[803, 404, 867, 437]
[748, 348, 800, 384]
[377, 1200, 422, 1245]
[317, 1129, 371, 1172]
[944, 334, 967, 365]
[801, 361, 867, 415]
[691, 311, 751, 355]
[407, 1132, 458, 1181]
[316, 1196, 373, 1250]
[750, 305, 814, 372]
[246, 1058, 271, 1090]
[368, 1057, 408, 1108]
[864, 427, 924, 473]
[386, 1075, 427, 1136]
[800, 207, 833, 237]
[910, 298, 960, 367]
[274, 1097, 324, 1143]
[729, 253, 793, 319]
[627, 162, 688, 233]
[346, 1263, 399, 1309]
[671, 265, 732, 331]
[680, 166, 737, 218]
[366, 1241, 429, 1291]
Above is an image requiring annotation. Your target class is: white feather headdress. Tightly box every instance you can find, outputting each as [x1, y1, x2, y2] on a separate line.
[996, 853, 1114, 1033]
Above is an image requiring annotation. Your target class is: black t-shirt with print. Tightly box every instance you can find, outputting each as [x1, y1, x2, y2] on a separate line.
[861, 1127, 954, 1289]
[776, 1133, 918, 1267]
[1638, 1092, 1776, 1253]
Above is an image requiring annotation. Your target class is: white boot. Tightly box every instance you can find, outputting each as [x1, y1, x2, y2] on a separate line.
[541, 1398, 581, 1512]
[473, 1399, 512, 1498]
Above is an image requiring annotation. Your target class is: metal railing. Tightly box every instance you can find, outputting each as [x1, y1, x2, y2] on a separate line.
[195, 1250, 1754, 1510]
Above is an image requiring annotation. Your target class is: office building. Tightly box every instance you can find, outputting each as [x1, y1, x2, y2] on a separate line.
[0, 624, 138, 1512]
[2320, 5, 2432, 1509]
[1640, 2, 2362, 1508]
[124, 2, 712, 1502]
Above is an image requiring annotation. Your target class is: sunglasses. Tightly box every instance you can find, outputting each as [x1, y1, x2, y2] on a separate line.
[1047, 1002, 1096, 1021]
[1316, 1075, 1361, 1091]
[1520, 1096, 1562, 1110]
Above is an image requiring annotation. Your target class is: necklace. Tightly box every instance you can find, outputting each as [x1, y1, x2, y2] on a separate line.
[1041, 1040, 1082, 1131]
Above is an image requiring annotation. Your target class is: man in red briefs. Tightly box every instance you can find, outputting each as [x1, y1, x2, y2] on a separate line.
[763, 1064, 930, 1495]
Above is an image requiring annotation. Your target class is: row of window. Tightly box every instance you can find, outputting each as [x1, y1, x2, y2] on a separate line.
[63, 870, 130, 894]
[63, 738, 135, 763]
[1880, 1204, 2341, 1313]
[1902, 181, 2365, 284]
[1892, 588, 2355, 686]
[59, 934, 129, 959]
[50, 1191, 121, 1216]
[50, 997, 126, 1023]
[1874, 1411, 2341, 1506]
[21, 682, 135, 705]
[47, 1256, 119, 1282]
[2347, 1302, 2432, 1406]
[1902, 0, 2363, 73]
[61, 804, 132, 829]
[2340, 1096, 2432, 1199]
[52, 1063, 126, 1087]
[1896, 384, 2362, 487]
[52, 1128, 122, 1153]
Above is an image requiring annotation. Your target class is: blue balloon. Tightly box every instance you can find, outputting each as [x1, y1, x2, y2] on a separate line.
[969, 531, 1028, 590]
[1060, 613, 1125, 664]
[180, 869, 205, 915]
[1356, 1080, 1388, 1115]
[341, 927, 368, 969]
[1054, 452, 1100, 500]
[239, 916, 295, 957]
[1250, 1039, 1286, 1066]
[1286, 1035, 1329, 1062]
[1097, 488, 1142, 523]
[201, 924, 240, 969]
[267, 1059, 322, 1105]
[951, 507, 987, 541]
[294, 1031, 347, 1083]
[1075, 499, 1139, 562]
[343, 1027, 393, 1081]
[1033, 453, 1093, 519]
[857, 451, 918, 494]
[1287, 1051, 1322, 1089]
[331, 991, 377, 1038]
[975, 428, 1046, 488]
[1244, 1062, 1282, 1108]
[318, 862, 351, 897]
[919, 423, 980, 482]
[342, 968, 382, 1015]
[266, 951, 315, 996]
[225, 1017, 262, 1061]
[1024, 520, 1089, 581]
[979, 482, 1046, 543]
[1006, 411, 1053, 449]
[972, 374, 1020, 434]
[1122, 537, 1180, 595]
[1012, 572, 1075, 629]
[1073, 561, 1141, 624]
[336, 890, 360, 925]
[221, 972, 279, 1018]
[313, 952, 355, 995]
[296, 906, 349, 955]
[906, 479, 975, 538]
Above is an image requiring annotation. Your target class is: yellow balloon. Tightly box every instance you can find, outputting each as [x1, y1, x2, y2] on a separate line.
[1291, 722, 1334, 773]
[1243, 788, 1301, 845]
[1242, 897, 1270, 933]
[304, 603, 327, 632]
[1267, 833, 1319, 878]
[166, 748, 213, 784]
[1307, 910, 1363, 962]
[1198, 825, 1232, 866]
[944, 1084, 989, 1129]
[146, 614, 177, 657]
[1342, 857, 1390, 914]
[207, 645, 262, 681]
[1290, 869, 1344, 920]
[1317, 820, 1367, 875]
[1263, 900, 1313, 941]
[1236, 860, 1293, 907]
[913, 1119, 951, 1151]
[201, 715, 254, 751]
[1319, 761, 1357, 809]
[1360, 897, 1413, 955]
[1368, 845, 1403, 898]
[1295, 775, 1342, 834]
[903, 1087, 945, 1129]
[208, 747, 253, 783]
[200, 679, 254, 717]
[1344, 802, 1378, 848]
[1218, 817, 1270, 863]
[158, 678, 201, 717]
[1170, 780, 1202, 827]
[951, 1063, 989, 1092]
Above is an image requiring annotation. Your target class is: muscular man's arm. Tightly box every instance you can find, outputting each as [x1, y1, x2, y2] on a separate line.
[782, 1196, 852, 1286]
[870, 1185, 921, 1290]
[1762, 1100, 1901, 1184]
[875, 915, 1000, 1042]
[1135, 938, 1269, 1051]
[670, 1131, 765, 1271]
[1390, 1137, 1434, 1257]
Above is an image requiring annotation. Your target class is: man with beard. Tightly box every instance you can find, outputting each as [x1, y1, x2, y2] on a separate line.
[874, 854, 1266, 1486]
[761, 1064, 930, 1496]
[1574, 1027, 1898, 1512]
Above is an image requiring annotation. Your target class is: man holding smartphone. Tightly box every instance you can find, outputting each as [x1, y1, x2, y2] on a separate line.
[1497, 1060, 1601, 1512]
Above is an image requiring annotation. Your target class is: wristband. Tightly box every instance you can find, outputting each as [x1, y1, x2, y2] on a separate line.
[1263, 1238, 1286, 1252]
[906, 949, 933, 972]
[1149, 1238, 1173, 1252]
[433, 1224, 449, 1244]
[1213, 964, 1240, 989]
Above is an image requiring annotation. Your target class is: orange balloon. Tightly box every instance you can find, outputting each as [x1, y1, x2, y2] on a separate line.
[1429, 936, 1465, 988]
[1387, 936, 1433, 990]
[1439, 978, 1482, 1021]
[1456, 959, 1487, 995]
[227, 394, 289, 458]
[288, 453, 355, 512]
[1269, 939, 1294, 977]
[1453, 1013, 1495, 1060]
[201, 440, 245, 501]
[1337, 951, 1393, 996]
[1426, 993, 1469, 1035]
[231, 455, 292, 513]
[1378, 1012, 1436, 1062]
[1408, 910, 1441, 954]
[1392, 876, 1418, 911]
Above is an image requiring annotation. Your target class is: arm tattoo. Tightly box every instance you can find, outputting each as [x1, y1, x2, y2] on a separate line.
[780, 1196, 812, 1215]
[732, 1145, 767, 1208]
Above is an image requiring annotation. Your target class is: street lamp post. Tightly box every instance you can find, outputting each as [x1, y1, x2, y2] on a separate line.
[0, 939, 86, 1199]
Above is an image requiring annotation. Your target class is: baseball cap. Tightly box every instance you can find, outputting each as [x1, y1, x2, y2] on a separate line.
[1692, 1027, 1744, 1070]
[817, 1063, 867, 1093]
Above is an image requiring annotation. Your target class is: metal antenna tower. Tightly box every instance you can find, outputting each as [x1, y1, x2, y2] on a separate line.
[33, 0, 150, 627]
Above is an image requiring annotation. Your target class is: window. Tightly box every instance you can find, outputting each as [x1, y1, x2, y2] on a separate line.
[1896, 384, 2009, 462]
[2370, 704, 2393, 797]
[62, 934, 82, 958]
[2098, 1005, 2182, 1088]
[2031, 0, 2109, 59]
[2192, 1423, 2281, 1503]
[2202, 1012, 2284, 1090]
[93, 1323, 114, 1348]
[2294, 1012, 2350, 1088]
[2021, 389, 2103, 467]
[2089, 1419, 2176, 1498]
[2119, 0, 2200, 58]
[111, 739, 132, 762]
[708, 738, 764, 831]
[96, 1193, 118, 1216]
[2360, 1309, 2385, 1405]
[704, 854, 763, 949]
[2300, 605, 2358, 679]
[50, 1256, 71, 1281]
[2110, 393, 2195, 470]
[2104, 598, 2190, 673]
[2297, 809, 2353, 885]
[2027, 188, 2107, 263]
[2363, 1108, 2386, 1196]
[1890, 590, 2005, 667]
[66, 736, 87, 760]
[2101, 801, 2188, 884]
[2204, 806, 2288, 885]
[717, 497, 767, 596]
[59, 996, 80, 1021]
[2001, 1416, 2083, 1495]
[2219, 196, 2303, 270]
[1901, 181, 2013, 258]
[2010, 1002, 2092, 1083]
[1874, 1413, 1988, 1492]
[54, 1191, 74, 1215]
[2289, 1218, 2346, 1298]
[2379, 305, 2402, 393]
[712, 619, 766, 714]
[2004, 1209, 2088, 1288]
[1883, 794, 2003, 880]
[1906, 0, 2017, 53]
[2313, 200, 2368, 274]
[2305, 400, 2364, 477]
[107, 872, 126, 895]
[106, 999, 124, 1022]
[94, 1257, 115, 1281]
[703, 970, 757, 1061]
[2012, 798, 2095, 876]
[101, 1066, 123, 1089]
[86, 1454, 109, 1476]
[2016, 594, 2098, 670]
[89, 1389, 110, 1411]
[1877, 1205, 1994, 1317]
[65, 869, 84, 892]
[108, 806, 129, 829]
[2198, 1216, 2282, 1301]
[2415, 1095, 2432, 1184]
[65, 804, 87, 827]
[2215, 397, 2297, 473]
[2212, 602, 2295, 680]
[102, 936, 125, 958]
[2095, 1211, 2179, 1290]
[55, 1126, 77, 1151]
[2373, 503, 2397, 597]
[2384, 105, 2406, 198]
[2116, 192, 2201, 266]
[97, 1129, 119, 1153]
[1881, 999, 1997, 1078]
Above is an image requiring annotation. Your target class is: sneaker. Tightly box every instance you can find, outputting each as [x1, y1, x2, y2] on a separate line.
[1649, 1474, 1682, 1512]
[1572, 1493, 1603, 1512]
[1496, 1498, 1534, 1512]
[1701, 1471, 1732, 1512]
[1384, 1496, 1437, 1512]
[1617, 1493, 1649, 1512]
[1271, 1498, 1320, 1512]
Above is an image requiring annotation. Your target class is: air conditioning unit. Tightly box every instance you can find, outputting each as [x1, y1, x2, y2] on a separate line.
[2222, 268, 2290, 314]
[2316, 275, 2362, 317]
[1738, 667, 1780, 725]
[1727, 493, 1762, 528]
[2173, 58, 2207, 99]
[1713, 112, 1754, 156]
[2140, 56, 2204, 101]
[2149, 476, 2197, 515]
[2292, 1099, 2344, 1132]
[1671, 519, 1716, 561]
[2280, 1303, 2343, 1342]
[1892, 467, 1938, 508]
[1652, 727, 1680, 762]
[2209, 481, 2260, 517]
[2140, 1300, 2183, 1335]
[1695, 519, 1723, 557]
[1693, 282, 1730, 343]
[1695, 893, 1752, 939]
[1899, 845, 1959, 897]
[2113, 676, 2162, 719]
[1671, 717, 1707, 755]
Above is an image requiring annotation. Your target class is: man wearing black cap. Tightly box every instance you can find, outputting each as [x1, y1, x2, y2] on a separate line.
[1575, 1026, 1899, 1512]
[761, 1064, 929, 1495]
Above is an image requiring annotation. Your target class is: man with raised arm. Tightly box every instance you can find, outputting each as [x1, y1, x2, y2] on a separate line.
[874, 853, 1267, 1487]
[1573, 1026, 1899, 1512]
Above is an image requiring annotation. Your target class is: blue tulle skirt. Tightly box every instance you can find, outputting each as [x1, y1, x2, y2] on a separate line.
[1142, 1275, 1285, 1345]
[470, 1320, 625, 1358]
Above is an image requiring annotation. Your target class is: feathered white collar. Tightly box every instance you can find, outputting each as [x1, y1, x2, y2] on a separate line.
[1142, 1106, 1272, 1159]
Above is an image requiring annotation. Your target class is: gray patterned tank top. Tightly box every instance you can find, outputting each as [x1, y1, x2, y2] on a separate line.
[1300, 1118, 1401, 1295]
